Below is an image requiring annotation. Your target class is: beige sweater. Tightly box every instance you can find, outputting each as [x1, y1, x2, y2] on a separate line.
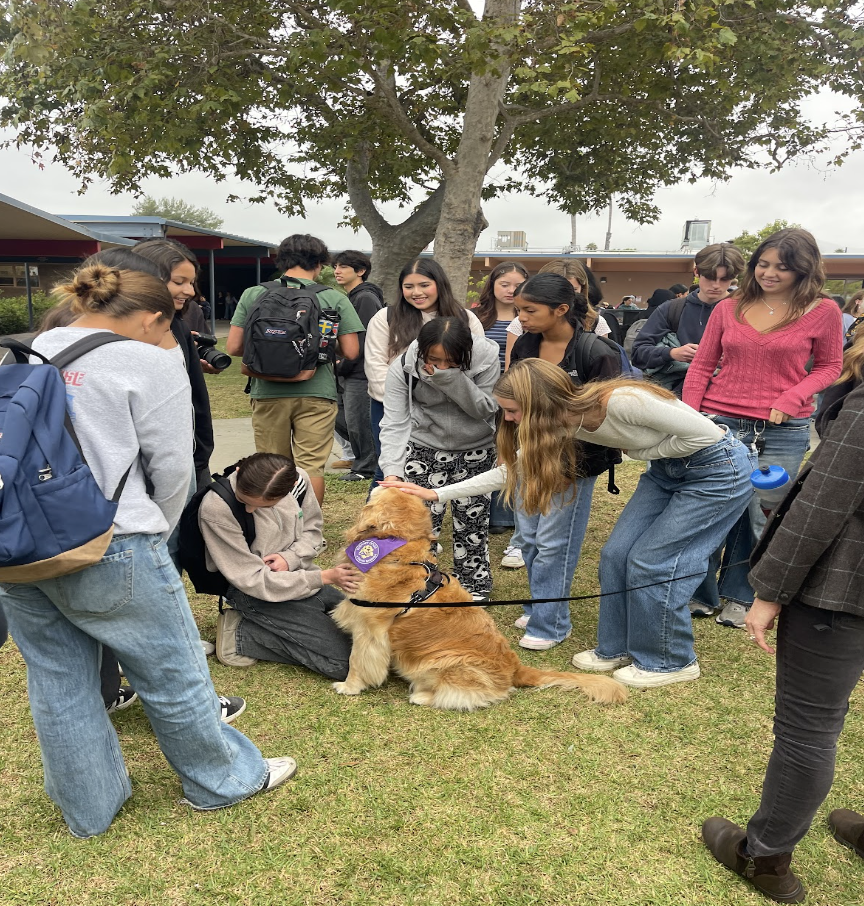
[199, 469, 324, 602]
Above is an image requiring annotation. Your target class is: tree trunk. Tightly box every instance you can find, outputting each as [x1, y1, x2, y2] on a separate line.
[431, 0, 520, 300]
[345, 156, 444, 304]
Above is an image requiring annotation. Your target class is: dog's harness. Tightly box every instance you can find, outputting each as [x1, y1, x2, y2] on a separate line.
[351, 560, 449, 615]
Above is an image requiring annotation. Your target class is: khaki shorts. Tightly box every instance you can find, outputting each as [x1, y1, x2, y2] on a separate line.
[250, 396, 337, 477]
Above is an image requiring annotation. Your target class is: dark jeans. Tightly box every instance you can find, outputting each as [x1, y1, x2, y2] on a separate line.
[369, 397, 385, 487]
[100, 647, 122, 706]
[227, 585, 352, 681]
[335, 377, 378, 477]
[746, 600, 864, 856]
[0, 602, 7, 647]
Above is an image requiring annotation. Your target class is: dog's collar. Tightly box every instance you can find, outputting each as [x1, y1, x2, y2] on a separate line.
[350, 560, 449, 613]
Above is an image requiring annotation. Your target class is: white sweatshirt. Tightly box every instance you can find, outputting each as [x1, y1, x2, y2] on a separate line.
[32, 327, 193, 536]
[435, 388, 724, 503]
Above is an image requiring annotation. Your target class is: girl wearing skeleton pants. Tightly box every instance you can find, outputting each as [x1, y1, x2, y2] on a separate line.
[378, 318, 500, 599]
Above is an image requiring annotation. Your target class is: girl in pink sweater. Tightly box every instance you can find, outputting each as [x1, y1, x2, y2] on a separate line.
[683, 228, 843, 627]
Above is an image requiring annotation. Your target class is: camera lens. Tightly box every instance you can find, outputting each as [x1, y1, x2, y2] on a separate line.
[199, 345, 232, 371]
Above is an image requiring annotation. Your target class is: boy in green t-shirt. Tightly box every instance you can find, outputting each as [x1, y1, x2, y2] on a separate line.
[228, 234, 364, 505]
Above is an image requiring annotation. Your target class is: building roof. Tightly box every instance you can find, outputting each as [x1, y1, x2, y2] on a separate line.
[0, 193, 134, 257]
[62, 215, 276, 254]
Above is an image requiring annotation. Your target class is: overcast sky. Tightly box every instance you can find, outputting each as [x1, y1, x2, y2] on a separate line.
[3, 92, 863, 255]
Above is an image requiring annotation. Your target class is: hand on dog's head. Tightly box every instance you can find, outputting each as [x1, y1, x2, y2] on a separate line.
[345, 488, 434, 545]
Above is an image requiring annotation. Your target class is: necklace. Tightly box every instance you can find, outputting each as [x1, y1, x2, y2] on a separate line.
[761, 299, 788, 316]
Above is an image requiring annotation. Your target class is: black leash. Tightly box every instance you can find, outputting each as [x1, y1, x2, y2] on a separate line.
[349, 559, 751, 609]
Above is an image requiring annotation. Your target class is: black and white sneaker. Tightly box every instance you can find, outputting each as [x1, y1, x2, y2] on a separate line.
[218, 695, 247, 724]
[106, 687, 138, 714]
[259, 757, 298, 793]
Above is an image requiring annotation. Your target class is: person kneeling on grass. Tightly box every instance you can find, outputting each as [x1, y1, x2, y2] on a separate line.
[202, 453, 361, 678]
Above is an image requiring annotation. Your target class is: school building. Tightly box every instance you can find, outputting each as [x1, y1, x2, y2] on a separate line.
[3, 191, 863, 329]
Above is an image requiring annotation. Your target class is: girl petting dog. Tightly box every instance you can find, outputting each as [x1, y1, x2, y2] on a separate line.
[202, 453, 361, 678]
[383, 358, 757, 688]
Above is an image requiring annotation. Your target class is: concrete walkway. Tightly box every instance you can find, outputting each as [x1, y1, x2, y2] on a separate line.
[211, 416, 351, 475]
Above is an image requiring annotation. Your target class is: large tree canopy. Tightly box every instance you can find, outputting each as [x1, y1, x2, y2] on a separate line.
[2, 1, 863, 297]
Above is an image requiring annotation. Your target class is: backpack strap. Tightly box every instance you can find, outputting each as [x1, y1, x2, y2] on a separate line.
[666, 298, 687, 335]
[48, 333, 131, 370]
[208, 477, 256, 547]
[292, 473, 309, 507]
[0, 339, 50, 365]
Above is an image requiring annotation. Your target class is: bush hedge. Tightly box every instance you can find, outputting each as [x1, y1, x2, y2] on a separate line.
[0, 292, 56, 335]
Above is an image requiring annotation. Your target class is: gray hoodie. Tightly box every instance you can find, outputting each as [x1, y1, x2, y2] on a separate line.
[378, 335, 500, 478]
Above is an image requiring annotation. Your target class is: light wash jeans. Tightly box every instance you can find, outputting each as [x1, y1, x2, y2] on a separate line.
[517, 475, 597, 642]
[0, 533, 268, 838]
[596, 432, 757, 672]
[691, 416, 811, 609]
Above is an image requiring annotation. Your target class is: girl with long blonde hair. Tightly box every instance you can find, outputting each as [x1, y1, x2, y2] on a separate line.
[383, 358, 756, 687]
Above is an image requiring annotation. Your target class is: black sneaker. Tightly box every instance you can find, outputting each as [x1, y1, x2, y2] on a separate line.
[106, 687, 138, 714]
[340, 471, 372, 482]
[219, 695, 247, 724]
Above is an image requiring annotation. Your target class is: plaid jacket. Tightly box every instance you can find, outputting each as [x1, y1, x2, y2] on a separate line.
[749, 381, 864, 616]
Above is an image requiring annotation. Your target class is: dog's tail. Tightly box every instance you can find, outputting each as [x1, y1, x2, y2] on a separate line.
[513, 665, 627, 704]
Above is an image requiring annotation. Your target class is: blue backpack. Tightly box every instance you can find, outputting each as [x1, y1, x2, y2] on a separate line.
[0, 335, 132, 582]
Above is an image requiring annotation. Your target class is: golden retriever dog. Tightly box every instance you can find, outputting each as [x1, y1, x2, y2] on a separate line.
[330, 489, 626, 710]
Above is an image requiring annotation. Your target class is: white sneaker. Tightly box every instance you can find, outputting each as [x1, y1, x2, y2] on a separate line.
[518, 630, 571, 651]
[715, 601, 749, 629]
[501, 546, 525, 569]
[260, 756, 298, 792]
[571, 649, 632, 672]
[514, 615, 529, 630]
[612, 662, 701, 689]
[201, 639, 216, 656]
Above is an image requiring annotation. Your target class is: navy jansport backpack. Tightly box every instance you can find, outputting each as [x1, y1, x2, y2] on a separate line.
[0, 335, 132, 582]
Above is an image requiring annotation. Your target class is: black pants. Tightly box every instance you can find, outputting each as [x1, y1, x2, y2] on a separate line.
[746, 600, 864, 856]
[227, 585, 352, 681]
[0, 602, 7, 648]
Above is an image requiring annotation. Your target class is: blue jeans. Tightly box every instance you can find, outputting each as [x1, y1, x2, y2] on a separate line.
[596, 432, 756, 671]
[489, 491, 515, 529]
[518, 476, 597, 642]
[0, 533, 267, 838]
[692, 416, 811, 609]
[335, 378, 378, 477]
[747, 602, 864, 856]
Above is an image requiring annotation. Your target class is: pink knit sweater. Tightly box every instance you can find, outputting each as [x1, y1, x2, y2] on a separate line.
[682, 298, 843, 420]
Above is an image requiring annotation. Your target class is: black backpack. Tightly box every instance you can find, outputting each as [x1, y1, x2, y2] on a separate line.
[240, 278, 340, 383]
[178, 464, 309, 596]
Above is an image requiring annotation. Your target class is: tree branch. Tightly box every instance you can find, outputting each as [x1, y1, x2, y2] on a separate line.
[369, 62, 456, 176]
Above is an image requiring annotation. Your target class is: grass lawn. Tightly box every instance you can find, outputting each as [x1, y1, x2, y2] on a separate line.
[1, 464, 862, 905]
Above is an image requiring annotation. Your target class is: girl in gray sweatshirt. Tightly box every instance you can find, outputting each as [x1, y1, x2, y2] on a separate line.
[379, 317, 500, 599]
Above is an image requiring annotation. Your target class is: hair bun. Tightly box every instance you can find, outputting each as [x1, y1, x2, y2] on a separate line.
[70, 264, 121, 310]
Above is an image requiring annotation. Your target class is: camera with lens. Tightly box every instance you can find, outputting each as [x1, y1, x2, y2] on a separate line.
[195, 334, 232, 371]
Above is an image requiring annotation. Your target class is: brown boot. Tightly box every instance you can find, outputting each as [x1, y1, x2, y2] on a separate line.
[828, 809, 864, 859]
[702, 817, 806, 903]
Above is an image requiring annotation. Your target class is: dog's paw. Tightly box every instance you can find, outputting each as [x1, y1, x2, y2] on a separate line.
[332, 681, 363, 696]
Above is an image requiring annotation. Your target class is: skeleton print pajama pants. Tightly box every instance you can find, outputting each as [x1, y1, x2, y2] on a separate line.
[403, 441, 495, 597]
